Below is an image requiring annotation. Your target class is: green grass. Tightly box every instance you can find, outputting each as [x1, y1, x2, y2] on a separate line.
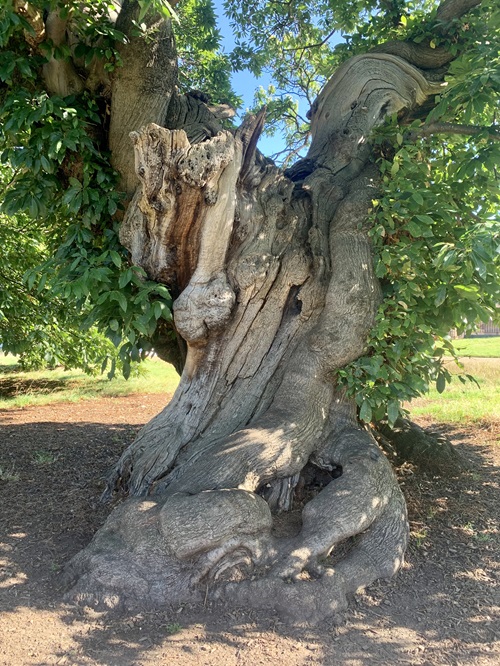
[452, 336, 500, 358]
[2, 338, 499, 423]
[408, 357, 500, 423]
[0, 354, 180, 409]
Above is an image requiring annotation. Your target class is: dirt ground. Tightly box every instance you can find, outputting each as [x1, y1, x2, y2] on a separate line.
[0, 394, 499, 666]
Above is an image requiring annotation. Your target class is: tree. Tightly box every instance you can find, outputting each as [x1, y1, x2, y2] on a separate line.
[1, 0, 499, 624]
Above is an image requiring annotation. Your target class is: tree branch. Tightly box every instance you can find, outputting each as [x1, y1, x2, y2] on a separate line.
[42, 9, 84, 96]
[408, 121, 500, 142]
[373, 0, 484, 70]
[436, 0, 482, 23]
[371, 40, 453, 69]
[109, 3, 178, 197]
[281, 28, 337, 53]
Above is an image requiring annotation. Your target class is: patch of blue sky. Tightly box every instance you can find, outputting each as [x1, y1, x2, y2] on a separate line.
[213, 1, 344, 159]
[214, 1, 291, 156]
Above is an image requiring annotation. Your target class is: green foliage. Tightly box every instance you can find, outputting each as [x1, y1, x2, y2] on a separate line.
[137, 0, 180, 24]
[0, 0, 241, 377]
[174, 0, 241, 107]
[337, 1, 500, 425]
[0, 0, 498, 423]
[338, 116, 500, 426]
[0, 1, 179, 374]
[0, 163, 114, 372]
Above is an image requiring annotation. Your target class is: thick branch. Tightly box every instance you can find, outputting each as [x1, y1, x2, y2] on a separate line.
[409, 121, 500, 142]
[436, 0, 482, 22]
[109, 2, 177, 197]
[373, 0, 483, 71]
[42, 10, 84, 96]
[371, 41, 453, 69]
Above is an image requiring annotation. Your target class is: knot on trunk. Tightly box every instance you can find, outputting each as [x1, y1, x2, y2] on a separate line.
[173, 273, 236, 344]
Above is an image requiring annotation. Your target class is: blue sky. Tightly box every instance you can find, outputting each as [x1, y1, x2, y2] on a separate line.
[212, 2, 342, 158]
[213, 1, 286, 156]
[214, 3, 271, 109]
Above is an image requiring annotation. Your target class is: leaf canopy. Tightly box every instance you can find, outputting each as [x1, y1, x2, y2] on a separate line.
[0, 0, 498, 423]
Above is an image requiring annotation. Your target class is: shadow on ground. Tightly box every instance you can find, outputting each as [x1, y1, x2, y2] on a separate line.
[0, 377, 76, 398]
[0, 410, 499, 665]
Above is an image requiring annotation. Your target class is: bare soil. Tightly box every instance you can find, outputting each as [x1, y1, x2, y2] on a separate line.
[1, 395, 499, 665]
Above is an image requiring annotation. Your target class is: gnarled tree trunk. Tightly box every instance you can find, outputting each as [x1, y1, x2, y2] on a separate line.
[64, 1, 478, 625]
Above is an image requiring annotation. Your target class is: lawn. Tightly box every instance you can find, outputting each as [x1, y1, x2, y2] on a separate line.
[1, 337, 499, 423]
[406, 337, 500, 424]
[451, 336, 500, 358]
[407, 356, 500, 424]
[0, 354, 180, 409]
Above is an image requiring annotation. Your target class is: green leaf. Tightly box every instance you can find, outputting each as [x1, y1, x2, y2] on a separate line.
[387, 400, 400, 427]
[359, 400, 373, 423]
[436, 373, 446, 394]
[406, 220, 423, 237]
[107, 358, 117, 380]
[153, 301, 163, 319]
[118, 268, 132, 288]
[453, 285, 479, 301]
[110, 251, 122, 267]
[115, 292, 128, 312]
[122, 360, 131, 380]
[435, 285, 447, 307]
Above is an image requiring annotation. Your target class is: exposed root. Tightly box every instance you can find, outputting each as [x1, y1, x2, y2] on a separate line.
[67, 412, 408, 625]
[377, 419, 463, 473]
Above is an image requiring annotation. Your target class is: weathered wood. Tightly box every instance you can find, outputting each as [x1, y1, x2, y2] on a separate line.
[66, 48, 457, 623]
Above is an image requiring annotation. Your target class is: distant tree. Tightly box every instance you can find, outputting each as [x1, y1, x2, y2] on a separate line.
[1, 0, 499, 623]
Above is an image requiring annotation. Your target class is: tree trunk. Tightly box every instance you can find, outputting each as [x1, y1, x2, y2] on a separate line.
[64, 51, 446, 624]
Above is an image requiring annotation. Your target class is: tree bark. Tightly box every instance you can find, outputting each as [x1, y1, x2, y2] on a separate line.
[64, 0, 478, 621]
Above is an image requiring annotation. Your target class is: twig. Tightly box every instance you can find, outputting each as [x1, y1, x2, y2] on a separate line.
[282, 28, 338, 53]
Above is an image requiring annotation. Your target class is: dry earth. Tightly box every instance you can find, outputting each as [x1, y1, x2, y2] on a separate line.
[0, 393, 499, 666]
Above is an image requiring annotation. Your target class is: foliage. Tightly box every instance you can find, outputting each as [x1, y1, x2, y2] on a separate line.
[0, 164, 114, 372]
[0, 0, 243, 376]
[0, 0, 227, 375]
[339, 1, 499, 425]
[339, 113, 499, 425]
[0, 0, 498, 425]
[174, 0, 241, 108]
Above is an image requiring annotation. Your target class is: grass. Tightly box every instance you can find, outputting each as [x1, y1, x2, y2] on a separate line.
[0, 466, 20, 482]
[408, 356, 500, 424]
[1, 338, 499, 423]
[451, 336, 500, 358]
[32, 450, 58, 465]
[0, 354, 180, 410]
[166, 623, 183, 635]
